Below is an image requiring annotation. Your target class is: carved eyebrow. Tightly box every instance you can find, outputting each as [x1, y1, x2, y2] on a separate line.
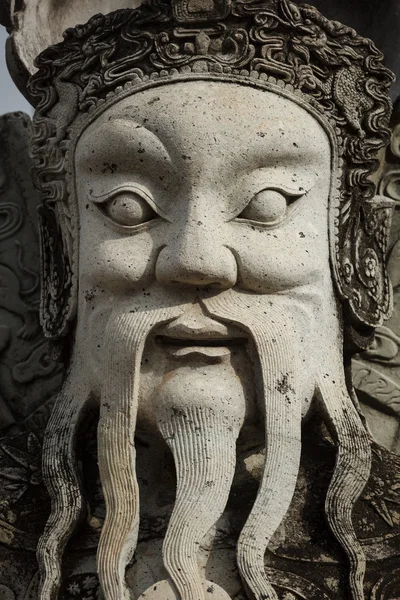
[240, 167, 317, 194]
[110, 116, 172, 157]
[81, 117, 173, 166]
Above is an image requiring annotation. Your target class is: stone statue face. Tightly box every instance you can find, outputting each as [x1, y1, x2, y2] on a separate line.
[40, 80, 368, 600]
[74, 80, 333, 404]
[76, 81, 331, 297]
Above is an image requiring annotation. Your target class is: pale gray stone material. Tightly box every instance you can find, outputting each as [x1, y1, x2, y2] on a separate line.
[71, 83, 345, 600]
[26, 1, 397, 597]
[1, 1, 400, 599]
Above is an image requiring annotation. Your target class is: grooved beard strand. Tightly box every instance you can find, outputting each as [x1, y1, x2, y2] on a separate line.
[318, 375, 372, 600]
[158, 405, 244, 600]
[38, 365, 89, 600]
[97, 305, 184, 600]
[204, 291, 302, 600]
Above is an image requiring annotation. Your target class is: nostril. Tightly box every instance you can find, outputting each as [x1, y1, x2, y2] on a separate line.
[170, 280, 223, 289]
[207, 281, 223, 289]
[155, 244, 237, 289]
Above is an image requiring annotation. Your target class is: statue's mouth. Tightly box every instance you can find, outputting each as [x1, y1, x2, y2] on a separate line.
[154, 307, 247, 357]
[155, 335, 247, 358]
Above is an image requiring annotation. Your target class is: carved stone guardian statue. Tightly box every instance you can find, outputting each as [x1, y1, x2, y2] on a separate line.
[3, 0, 398, 598]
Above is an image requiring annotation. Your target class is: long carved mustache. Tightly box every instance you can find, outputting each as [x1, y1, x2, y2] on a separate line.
[37, 299, 187, 600]
[204, 290, 371, 600]
[204, 291, 302, 600]
[97, 303, 188, 600]
[37, 362, 89, 600]
[38, 291, 371, 600]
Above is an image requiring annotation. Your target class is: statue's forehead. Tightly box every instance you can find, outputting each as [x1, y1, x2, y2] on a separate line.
[78, 80, 330, 159]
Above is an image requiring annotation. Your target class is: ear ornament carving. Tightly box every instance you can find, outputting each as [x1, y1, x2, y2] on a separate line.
[38, 203, 73, 339]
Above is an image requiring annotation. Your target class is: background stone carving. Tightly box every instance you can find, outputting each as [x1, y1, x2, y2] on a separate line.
[0, 112, 63, 598]
[353, 99, 400, 454]
[0, 112, 63, 434]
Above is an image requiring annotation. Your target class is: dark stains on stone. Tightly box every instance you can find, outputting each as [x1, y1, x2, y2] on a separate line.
[84, 289, 95, 302]
[276, 373, 294, 395]
[101, 162, 118, 174]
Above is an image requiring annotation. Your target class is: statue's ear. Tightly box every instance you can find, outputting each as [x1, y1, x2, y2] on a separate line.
[340, 195, 394, 329]
[38, 203, 76, 339]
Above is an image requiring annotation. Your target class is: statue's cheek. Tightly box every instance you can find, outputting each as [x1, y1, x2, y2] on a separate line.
[79, 232, 157, 293]
[231, 227, 327, 293]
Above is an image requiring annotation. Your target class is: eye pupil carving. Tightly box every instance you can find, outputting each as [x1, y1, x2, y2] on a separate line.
[240, 189, 288, 224]
[104, 192, 156, 226]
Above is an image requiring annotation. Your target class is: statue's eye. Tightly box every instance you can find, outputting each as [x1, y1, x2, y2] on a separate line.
[239, 189, 289, 225]
[103, 191, 157, 227]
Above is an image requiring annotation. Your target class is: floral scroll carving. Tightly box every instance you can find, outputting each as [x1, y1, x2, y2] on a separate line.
[353, 99, 400, 454]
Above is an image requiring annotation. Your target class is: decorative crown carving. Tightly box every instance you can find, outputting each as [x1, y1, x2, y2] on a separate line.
[28, 0, 394, 345]
[172, 0, 232, 22]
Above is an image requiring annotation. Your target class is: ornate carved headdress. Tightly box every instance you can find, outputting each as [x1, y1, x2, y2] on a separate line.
[29, 0, 394, 345]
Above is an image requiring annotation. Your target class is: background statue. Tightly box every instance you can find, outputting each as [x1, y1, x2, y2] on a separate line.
[0, 1, 399, 599]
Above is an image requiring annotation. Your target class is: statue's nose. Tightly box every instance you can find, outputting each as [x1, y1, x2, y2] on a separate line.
[155, 222, 237, 289]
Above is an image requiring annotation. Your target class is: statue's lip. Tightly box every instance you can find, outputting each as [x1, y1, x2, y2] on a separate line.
[155, 335, 247, 346]
[155, 334, 246, 358]
[156, 319, 244, 340]
[155, 318, 247, 352]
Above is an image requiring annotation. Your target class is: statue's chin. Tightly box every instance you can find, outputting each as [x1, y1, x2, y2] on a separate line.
[137, 337, 257, 431]
[137, 579, 232, 600]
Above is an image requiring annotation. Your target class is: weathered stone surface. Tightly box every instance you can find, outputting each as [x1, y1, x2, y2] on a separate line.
[2, 0, 400, 102]
[0, 1, 400, 599]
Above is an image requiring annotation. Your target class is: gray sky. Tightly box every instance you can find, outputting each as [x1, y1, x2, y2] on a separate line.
[0, 26, 33, 116]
